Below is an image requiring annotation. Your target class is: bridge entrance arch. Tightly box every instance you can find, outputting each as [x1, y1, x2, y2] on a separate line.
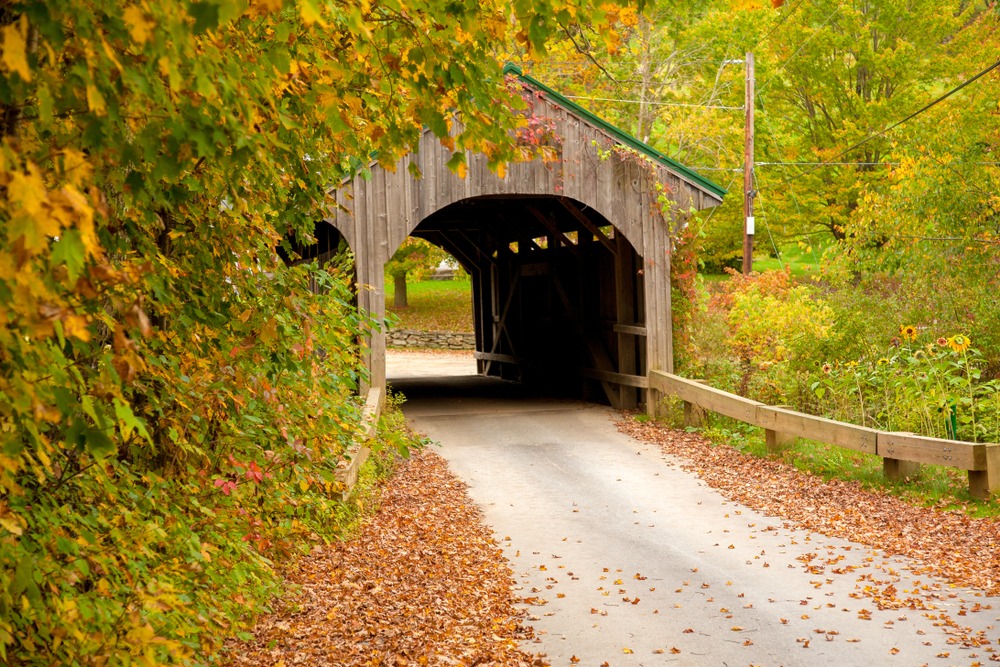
[324, 66, 724, 412]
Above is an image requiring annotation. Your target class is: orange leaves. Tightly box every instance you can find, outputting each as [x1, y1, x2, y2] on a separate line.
[244, 0, 284, 18]
[227, 451, 542, 665]
[244, 461, 264, 484]
[620, 414, 1000, 600]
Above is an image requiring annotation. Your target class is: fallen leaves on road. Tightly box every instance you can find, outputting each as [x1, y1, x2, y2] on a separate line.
[618, 419, 1000, 595]
[225, 450, 540, 666]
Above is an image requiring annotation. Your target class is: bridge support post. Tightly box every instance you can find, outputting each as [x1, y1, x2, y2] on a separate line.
[356, 250, 387, 396]
[642, 190, 674, 418]
[615, 235, 639, 410]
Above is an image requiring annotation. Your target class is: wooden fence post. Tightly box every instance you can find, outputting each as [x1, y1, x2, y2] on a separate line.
[683, 379, 707, 428]
[765, 429, 795, 456]
[683, 400, 705, 428]
[883, 458, 921, 481]
[968, 443, 1000, 500]
[762, 404, 794, 456]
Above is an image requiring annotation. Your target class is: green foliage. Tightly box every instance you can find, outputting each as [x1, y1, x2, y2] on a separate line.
[715, 270, 835, 403]
[385, 238, 448, 282]
[670, 225, 700, 370]
[812, 331, 1000, 443]
[700, 247, 744, 275]
[0, 0, 634, 663]
[677, 280, 740, 393]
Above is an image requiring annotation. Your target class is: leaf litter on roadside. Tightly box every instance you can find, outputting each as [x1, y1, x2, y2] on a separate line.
[225, 450, 544, 666]
[618, 417, 1000, 653]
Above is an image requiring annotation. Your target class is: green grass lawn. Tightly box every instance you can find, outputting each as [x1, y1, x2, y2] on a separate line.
[752, 241, 825, 277]
[701, 242, 825, 282]
[384, 278, 473, 332]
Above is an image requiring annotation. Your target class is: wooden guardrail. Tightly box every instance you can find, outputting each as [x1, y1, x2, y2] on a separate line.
[334, 386, 383, 500]
[649, 370, 1000, 500]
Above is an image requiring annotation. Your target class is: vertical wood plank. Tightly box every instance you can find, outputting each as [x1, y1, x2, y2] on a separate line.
[319, 81, 726, 404]
[615, 234, 637, 409]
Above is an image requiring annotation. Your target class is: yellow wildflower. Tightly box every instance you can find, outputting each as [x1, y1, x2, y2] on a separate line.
[948, 334, 971, 353]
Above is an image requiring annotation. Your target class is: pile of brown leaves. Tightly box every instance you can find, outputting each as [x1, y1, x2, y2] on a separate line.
[618, 419, 1000, 596]
[226, 450, 539, 666]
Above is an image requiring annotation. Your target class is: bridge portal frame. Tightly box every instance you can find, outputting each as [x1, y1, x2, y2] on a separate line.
[324, 66, 724, 412]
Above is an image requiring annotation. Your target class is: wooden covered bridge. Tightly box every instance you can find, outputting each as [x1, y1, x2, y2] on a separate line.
[319, 64, 724, 412]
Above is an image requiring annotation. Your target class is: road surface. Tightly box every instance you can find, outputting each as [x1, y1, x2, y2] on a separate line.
[388, 351, 1000, 666]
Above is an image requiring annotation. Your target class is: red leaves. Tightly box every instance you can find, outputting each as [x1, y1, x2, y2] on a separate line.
[213, 478, 237, 495]
[244, 461, 264, 484]
[226, 451, 542, 665]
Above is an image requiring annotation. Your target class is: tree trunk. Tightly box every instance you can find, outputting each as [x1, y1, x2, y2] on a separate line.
[636, 16, 655, 144]
[394, 272, 409, 308]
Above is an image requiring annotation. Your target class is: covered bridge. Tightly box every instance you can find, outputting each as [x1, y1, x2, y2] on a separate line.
[321, 64, 724, 412]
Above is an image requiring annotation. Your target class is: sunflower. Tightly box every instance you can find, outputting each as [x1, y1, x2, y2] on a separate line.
[899, 324, 918, 342]
[948, 334, 972, 354]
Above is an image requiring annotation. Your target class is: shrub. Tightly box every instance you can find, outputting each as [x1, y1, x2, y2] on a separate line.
[0, 261, 380, 665]
[715, 269, 835, 403]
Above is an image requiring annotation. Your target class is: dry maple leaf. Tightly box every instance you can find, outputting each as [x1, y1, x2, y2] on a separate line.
[224, 451, 546, 666]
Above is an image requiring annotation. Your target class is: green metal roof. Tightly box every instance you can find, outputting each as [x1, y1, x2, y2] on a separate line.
[502, 63, 726, 200]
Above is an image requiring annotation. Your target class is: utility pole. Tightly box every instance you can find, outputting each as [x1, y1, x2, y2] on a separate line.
[742, 51, 755, 275]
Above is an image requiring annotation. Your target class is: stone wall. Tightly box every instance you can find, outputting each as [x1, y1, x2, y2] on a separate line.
[387, 329, 475, 350]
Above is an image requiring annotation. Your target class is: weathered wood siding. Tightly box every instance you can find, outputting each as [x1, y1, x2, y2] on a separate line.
[325, 83, 722, 406]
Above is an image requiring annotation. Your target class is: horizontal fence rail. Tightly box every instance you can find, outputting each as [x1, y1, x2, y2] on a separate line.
[334, 386, 383, 500]
[649, 370, 1000, 499]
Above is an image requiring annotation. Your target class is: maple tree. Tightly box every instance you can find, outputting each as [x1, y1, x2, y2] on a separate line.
[522, 1, 1000, 411]
[384, 238, 447, 308]
[523, 1, 999, 267]
[0, 0, 638, 663]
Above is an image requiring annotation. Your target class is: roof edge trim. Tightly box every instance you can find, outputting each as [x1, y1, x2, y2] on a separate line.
[503, 62, 726, 200]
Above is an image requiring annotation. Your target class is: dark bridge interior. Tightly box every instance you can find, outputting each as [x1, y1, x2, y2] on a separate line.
[410, 194, 648, 409]
[292, 194, 650, 409]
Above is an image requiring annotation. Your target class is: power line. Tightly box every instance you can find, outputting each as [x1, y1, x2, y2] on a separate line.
[749, 0, 810, 52]
[775, 56, 1000, 187]
[689, 166, 744, 172]
[752, 170, 784, 269]
[562, 94, 742, 110]
[758, 161, 892, 166]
